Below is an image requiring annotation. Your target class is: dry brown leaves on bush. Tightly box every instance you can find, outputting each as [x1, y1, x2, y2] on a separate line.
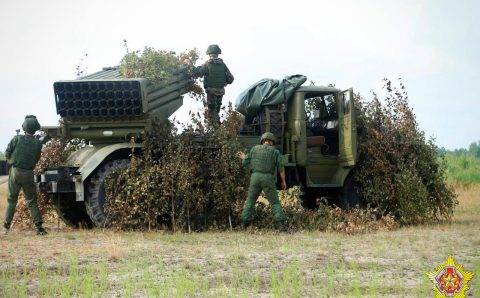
[11, 139, 80, 229]
[353, 79, 457, 225]
[105, 107, 249, 231]
[326, 206, 398, 234]
[256, 188, 397, 234]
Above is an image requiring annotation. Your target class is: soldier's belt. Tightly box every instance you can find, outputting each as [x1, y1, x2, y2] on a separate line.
[252, 171, 275, 175]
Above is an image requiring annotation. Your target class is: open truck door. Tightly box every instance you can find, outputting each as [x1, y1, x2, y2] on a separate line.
[338, 88, 357, 167]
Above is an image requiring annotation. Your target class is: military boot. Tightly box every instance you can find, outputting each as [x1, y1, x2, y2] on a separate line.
[240, 221, 251, 230]
[36, 226, 47, 236]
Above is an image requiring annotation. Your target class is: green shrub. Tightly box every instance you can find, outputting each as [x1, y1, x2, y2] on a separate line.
[354, 79, 457, 225]
[118, 45, 204, 99]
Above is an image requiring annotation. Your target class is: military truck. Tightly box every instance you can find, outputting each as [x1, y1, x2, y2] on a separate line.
[236, 85, 358, 208]
[36, 67, 358, 227]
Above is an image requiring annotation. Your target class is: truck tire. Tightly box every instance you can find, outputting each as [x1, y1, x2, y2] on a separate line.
[340, 173, 361, 209]
[85, 159, 130, 227]
[299, 187, 318, 208]
[51, 193, 93, 228]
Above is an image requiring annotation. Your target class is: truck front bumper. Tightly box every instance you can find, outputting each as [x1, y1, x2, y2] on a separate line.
[35, 167, 79, 194]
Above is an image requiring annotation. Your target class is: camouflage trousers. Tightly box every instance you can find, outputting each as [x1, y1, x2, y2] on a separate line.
[241, 172, 287, 223]
[205, 88, 225, 125]
[3, 167, 43, 228]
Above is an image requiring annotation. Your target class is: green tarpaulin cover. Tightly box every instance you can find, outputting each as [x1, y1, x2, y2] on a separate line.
[235, 75, 307, 120]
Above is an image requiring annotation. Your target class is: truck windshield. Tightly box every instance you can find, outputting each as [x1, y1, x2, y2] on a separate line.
[305, 92, 339, 155]
[305, 93, 337, 121]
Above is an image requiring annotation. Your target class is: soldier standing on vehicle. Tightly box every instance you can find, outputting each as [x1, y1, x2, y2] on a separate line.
[238, 132, 288, 231]
[3, 115, 48, 235]
[193, 44, 234, 125]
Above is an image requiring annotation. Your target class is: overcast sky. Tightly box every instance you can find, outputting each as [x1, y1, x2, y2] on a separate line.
[0, 0, 478, 150]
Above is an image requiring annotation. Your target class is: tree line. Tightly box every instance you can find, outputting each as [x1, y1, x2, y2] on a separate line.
[439, 141, 480, 158]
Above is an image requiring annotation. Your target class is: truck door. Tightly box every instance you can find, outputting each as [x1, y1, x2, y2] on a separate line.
[338, 88, 357, 167]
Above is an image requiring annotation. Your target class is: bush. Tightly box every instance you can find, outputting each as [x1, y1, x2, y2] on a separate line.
[119, 45, 204, 100]
[11, 139, 81, 229]
[252, 187, 397, 233]
[105, 106, 249, 231]
[354, 79, 457, 225]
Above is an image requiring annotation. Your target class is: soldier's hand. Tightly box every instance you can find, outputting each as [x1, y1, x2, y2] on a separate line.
[238, 151, 246, 160]
[34, 131, 44, 139]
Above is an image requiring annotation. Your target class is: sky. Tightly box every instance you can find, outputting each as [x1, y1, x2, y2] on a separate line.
[0, 0, 478, 150]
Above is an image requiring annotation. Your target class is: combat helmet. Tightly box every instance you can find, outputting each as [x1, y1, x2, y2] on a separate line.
[260, 132, 276, 144]
[206, 44, 222, 55]
[22, 115, 41, 134]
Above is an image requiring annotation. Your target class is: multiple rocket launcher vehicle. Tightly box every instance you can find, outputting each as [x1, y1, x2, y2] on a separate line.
[37, 66, 358, 227]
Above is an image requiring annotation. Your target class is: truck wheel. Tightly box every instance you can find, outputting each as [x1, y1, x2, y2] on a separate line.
[51, 193, 93, 228]
[299, 187, 319, 209]
[340, 173, 361, 209]
[85, 159, 130, 227]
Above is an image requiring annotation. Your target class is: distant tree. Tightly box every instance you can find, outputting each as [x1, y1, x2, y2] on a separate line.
[447, 148, 468, 157]
[0, 151, 5, 160]
[468, 141, 480, 158]
[437, 147, 447, 156]
[443, 141, 480, 158]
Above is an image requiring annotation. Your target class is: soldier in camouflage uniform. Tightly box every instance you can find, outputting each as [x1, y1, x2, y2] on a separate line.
[193, 44, 234, 125]
[3, 115, 48, 235]
[238, 132, 288, 231]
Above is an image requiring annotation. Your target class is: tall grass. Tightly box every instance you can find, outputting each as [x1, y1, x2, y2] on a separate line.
[0, 184, 7, 216]
[444, 153, 480, 184]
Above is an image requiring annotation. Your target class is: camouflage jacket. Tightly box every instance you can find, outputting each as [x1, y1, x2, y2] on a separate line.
[5, 135, 43, 170]
[242, 144, 284, 174]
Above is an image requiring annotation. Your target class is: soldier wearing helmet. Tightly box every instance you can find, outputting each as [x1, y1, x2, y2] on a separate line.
[193, 44, 234, 125]
[238, 132, 288, 231]
[3, 115, 49, 235]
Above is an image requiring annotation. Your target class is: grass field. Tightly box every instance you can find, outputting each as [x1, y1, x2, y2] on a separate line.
[444, 153, 480, 184]
[0, 182, 479, 297]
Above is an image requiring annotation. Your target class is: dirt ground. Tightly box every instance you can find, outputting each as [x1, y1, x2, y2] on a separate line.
[0, 184, 479, 297]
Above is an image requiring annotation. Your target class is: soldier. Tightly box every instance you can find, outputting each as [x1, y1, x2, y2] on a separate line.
[238, 132, 288, 231]
[193, 44, 234, 125]
[3, 115, 48, 235]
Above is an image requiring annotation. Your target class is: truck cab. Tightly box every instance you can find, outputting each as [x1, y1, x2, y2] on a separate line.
[238, 86, 358, 206]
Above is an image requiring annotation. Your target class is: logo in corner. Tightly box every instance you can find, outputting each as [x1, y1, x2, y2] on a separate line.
[427, 255, 474, 297]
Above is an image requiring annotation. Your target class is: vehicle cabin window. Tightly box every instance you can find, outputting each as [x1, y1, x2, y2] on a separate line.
[305, 93, 337, 121]
[304, 92, 340, 155]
